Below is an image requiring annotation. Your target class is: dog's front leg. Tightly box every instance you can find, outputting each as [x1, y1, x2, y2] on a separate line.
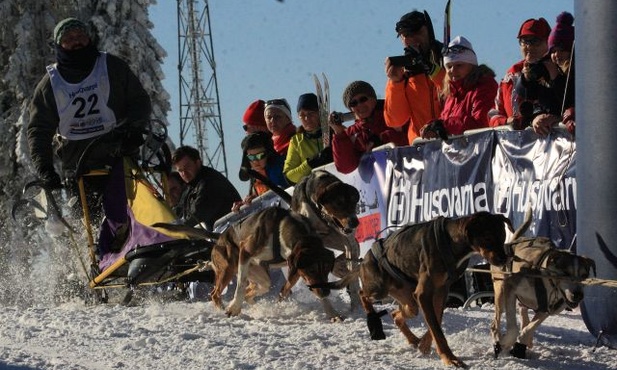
[226, 252, 251, 317]
[345, 237, 362, 311]
[416, 279, 466, 368]
[278, 269, 301, 300]
[490, 277, 506, 357]
[516, 311, 550, 355]
[501, 279, 520, 349]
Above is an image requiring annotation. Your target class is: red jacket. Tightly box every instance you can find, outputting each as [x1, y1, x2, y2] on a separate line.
[488, 60, 524, 127]
[440, 65, 498, 135]
[332, 103, 407, 174]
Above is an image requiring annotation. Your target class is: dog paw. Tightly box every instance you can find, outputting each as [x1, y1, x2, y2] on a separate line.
[330, 315, 346, 323]
[225, 301, 242, 317]
[510, 342, 527, 359]
[442, 355, 467, 368]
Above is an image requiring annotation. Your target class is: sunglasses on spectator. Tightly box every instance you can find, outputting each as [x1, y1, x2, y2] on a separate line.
[265, 99, 290, 109]
[349, 96, 369, 108]
[519, 37, 542, 46]
[246, 152, 267, 161]
[445, 45, 475, 55]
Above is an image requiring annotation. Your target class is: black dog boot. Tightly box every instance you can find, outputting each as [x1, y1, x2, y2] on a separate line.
[366, 310, 388, 340]
[493, 342, 502, 359]
[510, 342, 527, 359]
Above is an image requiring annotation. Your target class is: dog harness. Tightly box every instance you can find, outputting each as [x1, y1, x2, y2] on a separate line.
[370, 217, 459, 285]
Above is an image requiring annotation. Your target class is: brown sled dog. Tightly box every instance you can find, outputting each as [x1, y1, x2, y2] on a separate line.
[490, 214, 596, 359]
[323, 212, 512, 368]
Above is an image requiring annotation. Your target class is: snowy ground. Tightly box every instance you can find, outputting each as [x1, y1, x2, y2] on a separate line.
[0, 281, 614, 370]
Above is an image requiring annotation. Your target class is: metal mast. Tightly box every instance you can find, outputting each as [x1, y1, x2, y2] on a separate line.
[177, 0, 228, 176]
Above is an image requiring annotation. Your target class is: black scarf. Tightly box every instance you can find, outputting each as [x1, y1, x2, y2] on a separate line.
[303, 128, 322, 140]
[55, 42, 100, 73]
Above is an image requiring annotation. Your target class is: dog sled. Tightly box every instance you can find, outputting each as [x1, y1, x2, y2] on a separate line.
[13, 121, 215, 304]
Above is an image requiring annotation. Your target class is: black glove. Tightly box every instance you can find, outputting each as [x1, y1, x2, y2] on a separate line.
[421, 119, 449, 141]
[307, 146, 333, 168]
[120, 127, 145, 155]
[41, 171, 62, 190]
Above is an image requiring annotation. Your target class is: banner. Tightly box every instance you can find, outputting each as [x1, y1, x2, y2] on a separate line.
[330, 128, 576, 250]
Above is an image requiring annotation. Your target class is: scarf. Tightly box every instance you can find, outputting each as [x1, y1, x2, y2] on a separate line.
[272, 123, 296, 155]
[55, 42, 100, 72]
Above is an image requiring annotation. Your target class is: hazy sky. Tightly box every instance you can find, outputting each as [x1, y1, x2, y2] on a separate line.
[150, 0, 573, 193]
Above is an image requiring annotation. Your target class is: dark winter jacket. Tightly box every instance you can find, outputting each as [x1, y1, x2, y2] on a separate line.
[27, 52, 152, 178]
[175, 166, 241, 229]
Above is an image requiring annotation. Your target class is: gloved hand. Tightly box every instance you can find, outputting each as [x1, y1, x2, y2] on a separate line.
[41, 171, 63, 190]
[120, 127, 145, 155]
[420, 119, 448, 141]
[307, 146, 333, 168]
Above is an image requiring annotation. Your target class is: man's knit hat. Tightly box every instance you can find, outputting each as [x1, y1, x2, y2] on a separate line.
[242, 100, 267, 129]
[53, 18, 89, 45]
[297, 93, 319, 112]
[342, 81, 376, 109]
[548, 12, 574, 52]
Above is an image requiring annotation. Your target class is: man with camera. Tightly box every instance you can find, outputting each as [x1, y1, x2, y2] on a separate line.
[488, 18, 553, 131]
[383, 10, 445, 144]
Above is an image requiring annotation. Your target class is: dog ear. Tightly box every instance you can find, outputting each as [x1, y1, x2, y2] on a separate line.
[583, 257, 597, 277]
[501, 215, 514, 233]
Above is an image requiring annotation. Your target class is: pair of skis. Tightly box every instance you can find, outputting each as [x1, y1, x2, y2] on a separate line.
[312, 73, 330, 147]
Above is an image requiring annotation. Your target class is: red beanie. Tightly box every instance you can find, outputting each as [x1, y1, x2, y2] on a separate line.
[242, 100, 267, 128]
[548, 12, 574, 52]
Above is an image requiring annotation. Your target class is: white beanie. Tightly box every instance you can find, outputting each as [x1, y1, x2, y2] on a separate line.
[264, 98, 292, 121]
[443, 36, 478, 66]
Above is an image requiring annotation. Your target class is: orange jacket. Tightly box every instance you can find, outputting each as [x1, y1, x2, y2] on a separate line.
[384, 68, 444, 144]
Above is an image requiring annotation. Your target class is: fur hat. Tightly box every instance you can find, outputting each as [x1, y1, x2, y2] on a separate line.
[297, 93, 319, 112]
[443, 36, 478, 66]
[518, 18, 551, 40]
[342, 81, 376, 109]
[242, 100, 267, 129]
[53, 18, 89, 45]
[548, 12, 574, 52]
[264, 98, 292, 121]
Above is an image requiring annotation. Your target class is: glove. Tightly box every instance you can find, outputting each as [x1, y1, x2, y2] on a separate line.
[120, 127, 145, 155]
[41, 171, 62, 190]
[307, 146, 333, 168]
[420, 119, 448, 141]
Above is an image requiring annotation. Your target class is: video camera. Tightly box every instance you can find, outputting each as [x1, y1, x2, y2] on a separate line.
[388, 46, 428, 76]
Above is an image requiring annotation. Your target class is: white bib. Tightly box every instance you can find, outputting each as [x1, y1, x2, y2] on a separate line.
[47, 53, 117, 140]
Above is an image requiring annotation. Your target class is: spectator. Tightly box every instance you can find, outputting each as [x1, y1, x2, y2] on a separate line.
[27, 17, 151, 211]
[329, 81, 408, 174]
[238, 99, 270, 186]
[544, 11, 576, 136]
[232, 132, 288, 212]
[488, 18, 551, 129]
[172, 146, 241, 229]
[383, 10, 445, 144]
[420, 36, 498, 139]
[166, 171, 185, 209]
[264, 98, 296, 156]
[242, 99, 270, 135]
[283, 93, 332, 184]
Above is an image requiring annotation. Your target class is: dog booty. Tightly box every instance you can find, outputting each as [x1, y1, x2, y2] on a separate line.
[510, 342, 527, 359]
[366, 310, 387, 340]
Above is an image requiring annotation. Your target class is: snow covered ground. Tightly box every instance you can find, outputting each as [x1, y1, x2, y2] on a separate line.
[0, 282, 614, 370]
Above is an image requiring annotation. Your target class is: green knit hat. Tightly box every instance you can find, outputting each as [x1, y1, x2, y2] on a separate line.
[53, 18, 89, 45]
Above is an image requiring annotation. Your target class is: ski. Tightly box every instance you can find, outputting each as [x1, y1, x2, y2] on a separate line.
[313, 73, 331, 147]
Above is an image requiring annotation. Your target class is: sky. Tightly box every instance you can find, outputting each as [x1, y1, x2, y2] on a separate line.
[1, 282, 615, 370]
[149, 0, 574, 195]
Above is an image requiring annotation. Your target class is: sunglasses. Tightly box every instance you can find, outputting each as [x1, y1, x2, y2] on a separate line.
[519, 37, 542, 46]
[246, 152, 267, 161]
[265, 99, 290, 109]
[445, 45, 475, 55]
[349, 96, 369, 108]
